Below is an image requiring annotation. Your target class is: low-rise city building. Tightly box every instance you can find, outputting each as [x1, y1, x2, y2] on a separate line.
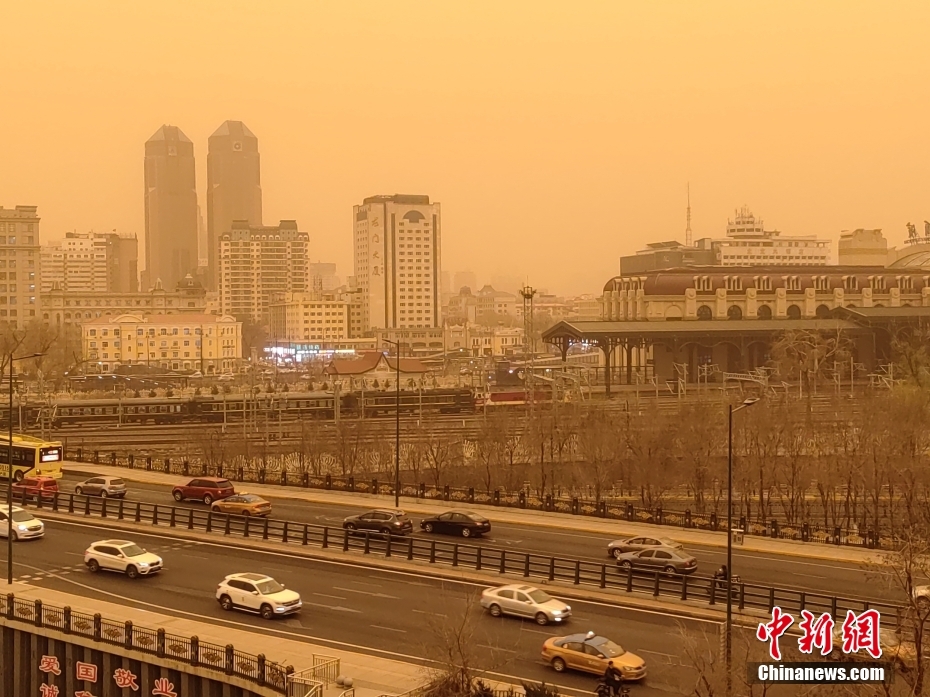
[268, 291, 360, 343]
[82, 313, 241, 374]
[42, 275, 208, 327]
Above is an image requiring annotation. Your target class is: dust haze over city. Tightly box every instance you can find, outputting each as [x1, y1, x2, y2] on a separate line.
[2, 3, 930, 697]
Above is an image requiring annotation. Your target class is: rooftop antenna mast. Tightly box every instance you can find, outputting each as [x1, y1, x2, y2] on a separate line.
[685, 183, 693, 247]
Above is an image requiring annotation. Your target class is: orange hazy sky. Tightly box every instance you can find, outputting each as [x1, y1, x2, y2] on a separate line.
[3, 1, 930, 295]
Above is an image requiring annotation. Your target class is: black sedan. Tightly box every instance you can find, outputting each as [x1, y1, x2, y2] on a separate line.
[420, 510, 491, 538]
[342, 509, 413, 536]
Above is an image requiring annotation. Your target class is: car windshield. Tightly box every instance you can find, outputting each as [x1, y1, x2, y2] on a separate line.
[240, 495, 263, 503]
[121, 544, 146, 557]
[11, 511, 33, 523]
[528, 590, 552, 604]
[658, 538, 677, 546]
[256, 579, 285, 594]
[396, 515, 410, 522]
[217, 481, 234, 490]
[110, 479, 125, 486]
[597, 640, 626, 657]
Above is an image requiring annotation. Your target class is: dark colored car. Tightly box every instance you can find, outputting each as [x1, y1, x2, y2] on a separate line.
[615, 547, 698, 575]
[171, 477, 236, 505]
[12, 476, 59, 503]
[420, 510, 491, 538]
[342, 509, 413, 536]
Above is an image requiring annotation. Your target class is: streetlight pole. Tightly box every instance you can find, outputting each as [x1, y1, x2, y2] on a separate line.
[726, 396, 759, 696]
[383, 340, 401, 508]
[7, 351, 43, 585]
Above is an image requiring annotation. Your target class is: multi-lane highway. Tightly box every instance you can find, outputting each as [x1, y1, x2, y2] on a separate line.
[56, 471, 891, 604]
[3, 518, 718, 696]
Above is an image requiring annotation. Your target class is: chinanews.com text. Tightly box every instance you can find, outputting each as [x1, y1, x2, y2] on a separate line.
[749, 663, 891, 685]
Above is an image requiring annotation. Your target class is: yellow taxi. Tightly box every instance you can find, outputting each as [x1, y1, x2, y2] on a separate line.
[210, 493, 272, 517]
[542, 631, 646, 680]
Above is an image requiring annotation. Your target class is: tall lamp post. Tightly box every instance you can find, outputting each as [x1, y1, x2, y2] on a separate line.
[726, 396, 759, 695]
[382, 340, 402, 508]
[6, 352, 43, 585]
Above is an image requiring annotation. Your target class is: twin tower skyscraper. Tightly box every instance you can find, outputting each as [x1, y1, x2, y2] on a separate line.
[142, 121, 262, 292]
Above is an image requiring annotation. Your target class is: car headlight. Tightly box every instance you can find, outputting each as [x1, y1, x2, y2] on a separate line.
[552, 610, 561, 615]
[16, 525, 28, 531]
[138, 562, 149, 567]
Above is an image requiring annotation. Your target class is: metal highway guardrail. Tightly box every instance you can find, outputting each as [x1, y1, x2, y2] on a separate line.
[19, 491, 905, 629]
[0, 590, 293, 693]
[67, 450, 888, 550]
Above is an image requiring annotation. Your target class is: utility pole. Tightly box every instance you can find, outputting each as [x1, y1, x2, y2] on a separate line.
[520, 285, 537, 416]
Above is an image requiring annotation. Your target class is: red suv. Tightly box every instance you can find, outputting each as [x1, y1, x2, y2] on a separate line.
[12, 476, 59, 503]
[171, 477, 236, 505]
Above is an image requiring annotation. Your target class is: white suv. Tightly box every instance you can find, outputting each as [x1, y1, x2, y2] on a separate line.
[216, 573, 302, 619]
[84, 539, 163, 578]
[0, 505, 44, 540]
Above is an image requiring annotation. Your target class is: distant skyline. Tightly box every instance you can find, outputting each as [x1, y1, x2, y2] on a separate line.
[3, 1, 930, 295]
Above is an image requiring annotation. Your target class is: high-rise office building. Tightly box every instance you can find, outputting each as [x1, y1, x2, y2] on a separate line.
[0, 205, 40, 328]
[207, 121, 262, 290]
[353, 194, 441, 333]
[218, 220, 309, 323]
[143, 125, 198, 291]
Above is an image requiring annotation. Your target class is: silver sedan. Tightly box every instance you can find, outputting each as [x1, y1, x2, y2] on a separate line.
[480, 584, 571, 625]
[607, 535, 683, 559]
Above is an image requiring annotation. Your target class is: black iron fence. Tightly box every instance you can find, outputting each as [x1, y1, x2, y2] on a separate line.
[68, 449, 886, 551]
[21, 490, 907, 629]
[0, 590, 292, 693]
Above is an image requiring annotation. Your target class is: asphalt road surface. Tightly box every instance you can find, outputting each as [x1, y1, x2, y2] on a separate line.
[58, 472, 894, 605]
[1, 518, 723, 696]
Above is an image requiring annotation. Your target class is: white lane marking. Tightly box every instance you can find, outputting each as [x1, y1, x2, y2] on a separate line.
[313, 593, 346, 600]
[303, 602, 361, 614]
[41, 517, 720, 624]
[411, 609, 447, 617]
[370, 625, 407, 633]
[348, 580, 383, 588]
[791, 572, 827, 579]
[332, 586, 399, 599]
[519, 628, 553, 636]
[478, 644, 517, 653]
[639, 649, 676, 658]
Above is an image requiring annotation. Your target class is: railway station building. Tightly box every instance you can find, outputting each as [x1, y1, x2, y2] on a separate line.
[542, 265, 930, 392]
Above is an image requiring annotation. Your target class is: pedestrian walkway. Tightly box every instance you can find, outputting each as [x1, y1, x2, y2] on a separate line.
[8, 581, 426, 697]
[63, 461, 883, 566]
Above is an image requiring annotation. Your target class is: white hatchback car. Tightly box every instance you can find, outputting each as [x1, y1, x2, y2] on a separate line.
[84, 539, 163, 578]
[216, 573, 302, 619]
[0, 505, 44, 540]
[480, 584, 572, 625]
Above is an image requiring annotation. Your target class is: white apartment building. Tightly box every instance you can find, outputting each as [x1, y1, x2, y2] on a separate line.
[353, 194, 441, 332]
[268, 291, 361, 343]
[696, 206, 831, 267]
[218, 220, 309, 323]
[0, 205, 40, 328]
[82, 313, 241, 374]
[41, 232, 107, 292]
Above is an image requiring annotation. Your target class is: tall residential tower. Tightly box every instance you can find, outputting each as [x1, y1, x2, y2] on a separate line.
[207, 120, 262, 290]
[353, 194, 441, 332]
[143, 125, 198, 291]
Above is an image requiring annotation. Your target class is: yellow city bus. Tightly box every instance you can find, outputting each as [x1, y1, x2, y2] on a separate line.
[0, 434, 64, 481]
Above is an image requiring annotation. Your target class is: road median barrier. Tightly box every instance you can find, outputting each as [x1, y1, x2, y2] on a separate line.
[22, 491, 903, 630]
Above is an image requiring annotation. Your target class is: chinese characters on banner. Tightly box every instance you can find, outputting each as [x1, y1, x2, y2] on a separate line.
[756, 606, 882, 660]
[37, 658, 174, 697]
